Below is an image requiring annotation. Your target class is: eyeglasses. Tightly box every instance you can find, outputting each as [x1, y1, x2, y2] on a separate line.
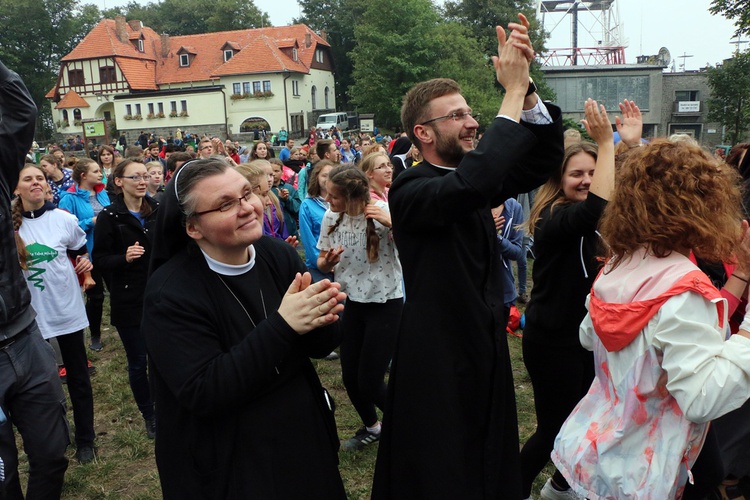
[200, 145, 213, 150]
[420, 111, 478, 126]
[193, 191, 253, 217]
[121, 175, 151, 182]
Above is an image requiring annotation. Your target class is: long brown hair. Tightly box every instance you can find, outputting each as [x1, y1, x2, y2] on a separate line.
[112, 160, 153, 218]
[525, 142, 599, 237]
[13, 165, 46, 269]
[326, 164, 380, 262]
[600, 139, 742, 270]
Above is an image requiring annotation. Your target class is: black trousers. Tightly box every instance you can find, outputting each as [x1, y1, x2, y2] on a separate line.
[55, 329, 95, 448]
[340, 298, 402, 427]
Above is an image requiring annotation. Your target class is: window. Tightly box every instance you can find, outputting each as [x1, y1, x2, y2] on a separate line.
[68, 69, 85, 86]
[135, 103, 142, 116]
[158, 102, 164, 114]
[292, 48, 298, 61]
[311, 86, 317, 109]
[292, 80, 300, 96]
[148, 103, 154, 115]
[324, 87, 330, 109]
[243, 82, 251, 94]
[253, 81, 261, 94]
[180, 54, 189, 67]
[233, 82, 241, 95]
[126, 104, 132, 116]
[170, 101, 177, 113]
[99, 66, 116, 83]
[181, 100, 188, 112]
[73, 108, 82, 121]
[263, 80, 271, 93]
[545, 75, 650, 112]
[138, 39, 144, 52]
[675, 90, 699, 101]
[62, 110, 69, 122]
[224, 49, 233, 62]
[316, 49, 324, 63]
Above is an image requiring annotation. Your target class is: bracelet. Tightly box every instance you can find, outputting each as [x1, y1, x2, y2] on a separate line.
[732, 273, 749, 283]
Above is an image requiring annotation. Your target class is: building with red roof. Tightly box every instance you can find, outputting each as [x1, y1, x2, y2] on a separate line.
[47, 17, 336, 142]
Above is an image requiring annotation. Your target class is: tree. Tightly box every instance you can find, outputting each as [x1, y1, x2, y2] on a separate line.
[349, 0, 441, 128]
[710, 0, 750, 37]
[0, 0, 101, 138]
[295, 0, 367, 109]
[707, 50, 750, 144]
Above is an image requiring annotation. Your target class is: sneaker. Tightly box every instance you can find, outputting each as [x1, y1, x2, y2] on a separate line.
[75, 446, 96, 464]
[87, 360, 97, 376]
[145, 416, 156, 439]
[324, 351, 339, 360]
[540, 478, 583, 500]
[341, 427, 380, 451]
[58, 366, 67, 384]
[517, 293, 530, 304]
[89, 336, 103, 351]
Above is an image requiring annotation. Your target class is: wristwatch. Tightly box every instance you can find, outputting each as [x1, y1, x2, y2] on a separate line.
[526, 77, 537, 97]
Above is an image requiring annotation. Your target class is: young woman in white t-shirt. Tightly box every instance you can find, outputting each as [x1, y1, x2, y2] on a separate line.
[317, 164, 403, 451]
[13, 165, 97, 463]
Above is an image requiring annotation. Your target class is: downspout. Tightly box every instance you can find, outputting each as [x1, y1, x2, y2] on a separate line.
[283, 72, 291, 135]
[220, 85, 229, 138]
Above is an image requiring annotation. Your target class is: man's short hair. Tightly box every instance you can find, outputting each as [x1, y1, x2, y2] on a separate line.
[166, 151, 194, 173]
[316, 139, 335, 160]
[124, 145, 144, 158]
[401, 78, 462, 150]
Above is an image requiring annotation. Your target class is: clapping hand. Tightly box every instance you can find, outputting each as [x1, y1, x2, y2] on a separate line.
[615, 99, 643, 147]
[581, 99, 613, 146]
[126, 241, 145, 263]
[277, 273, 346, 334]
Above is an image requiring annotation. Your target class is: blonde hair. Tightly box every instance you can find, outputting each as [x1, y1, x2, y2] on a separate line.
[235, 162, 284, 225]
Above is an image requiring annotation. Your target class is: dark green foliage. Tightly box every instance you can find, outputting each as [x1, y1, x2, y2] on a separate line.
[707, 50, 750, 144]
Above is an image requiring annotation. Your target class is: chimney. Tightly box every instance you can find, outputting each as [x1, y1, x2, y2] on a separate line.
[128, 20, 143, 31]
[160, 34, 170, 58]
[305, 33, 312, 48]
[320, 30, 327, 42]
[115, 16, 128, 43]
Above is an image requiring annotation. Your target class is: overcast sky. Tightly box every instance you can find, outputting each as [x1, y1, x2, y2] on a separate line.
[98, 0, 740, 71]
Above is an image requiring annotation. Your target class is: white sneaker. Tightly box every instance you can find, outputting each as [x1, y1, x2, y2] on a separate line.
[539, 478, 583, 500]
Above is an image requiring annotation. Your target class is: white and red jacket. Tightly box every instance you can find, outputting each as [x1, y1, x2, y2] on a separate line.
[552, 248, 750, 499]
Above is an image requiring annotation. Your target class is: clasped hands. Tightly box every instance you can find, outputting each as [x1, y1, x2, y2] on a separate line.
[278, 272, 346, 335]
[492, 14, 535, 96]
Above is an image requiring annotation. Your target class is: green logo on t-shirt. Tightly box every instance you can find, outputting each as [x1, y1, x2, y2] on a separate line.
[25, 242, 58, 291]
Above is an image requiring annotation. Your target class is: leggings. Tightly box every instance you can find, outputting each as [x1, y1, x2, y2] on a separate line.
[55, 330, 95, 448]
[85, 266, 105, 339]
[520, 334, 594, 497]
[340, 298, 402, 427]
[114, 324, 154, 420]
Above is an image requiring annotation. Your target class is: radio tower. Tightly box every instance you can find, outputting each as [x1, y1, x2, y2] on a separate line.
[536, 0, 626, 66]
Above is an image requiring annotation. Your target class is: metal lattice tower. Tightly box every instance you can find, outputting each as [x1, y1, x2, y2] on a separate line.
[536, 0, 627, 66]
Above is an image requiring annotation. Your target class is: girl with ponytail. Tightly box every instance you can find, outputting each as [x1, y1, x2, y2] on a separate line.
[317, 163, 403, 451]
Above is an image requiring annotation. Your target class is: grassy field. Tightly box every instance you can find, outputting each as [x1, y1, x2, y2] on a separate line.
[15, 273, 551, 499]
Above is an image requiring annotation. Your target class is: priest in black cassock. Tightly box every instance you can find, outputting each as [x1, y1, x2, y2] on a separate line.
[372, 15, 564, 500]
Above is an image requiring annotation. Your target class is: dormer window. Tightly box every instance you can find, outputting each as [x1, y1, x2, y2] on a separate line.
[292, 48, 298, 61]
[224, 49, 233, 62]
[138, 39, 144, 52]
[315, 49, 324, 63]
[180, 54, 190, 67]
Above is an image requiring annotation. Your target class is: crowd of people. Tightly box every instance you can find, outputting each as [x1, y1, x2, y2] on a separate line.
[4, 12, 750, 500]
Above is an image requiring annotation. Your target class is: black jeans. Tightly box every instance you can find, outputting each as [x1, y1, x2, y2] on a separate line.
[0, 321, 69, 500]
[55, 329, 95, 448]
[85, 266, 105, 339]
[520, 335, 595, 497]
[115, 324, 154, 420]
[340, 298, 402, 428]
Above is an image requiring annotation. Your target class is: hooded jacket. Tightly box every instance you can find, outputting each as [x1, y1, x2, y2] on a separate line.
[552, 248, 750, 499]
[58, 183, 111, 256]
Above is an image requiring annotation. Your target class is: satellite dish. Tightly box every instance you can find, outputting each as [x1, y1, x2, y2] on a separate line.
[658, 47, 672, 67]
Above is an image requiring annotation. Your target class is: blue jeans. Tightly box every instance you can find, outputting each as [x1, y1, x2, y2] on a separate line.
[0, 321, 69, 500]
[115, 325, 154, 420]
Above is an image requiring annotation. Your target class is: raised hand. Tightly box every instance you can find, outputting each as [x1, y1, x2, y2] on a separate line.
[615, 99, 643, 147]
[491, 14, 532, 93]
[581, 99, 613, 146]
[277, 274, 346, 334]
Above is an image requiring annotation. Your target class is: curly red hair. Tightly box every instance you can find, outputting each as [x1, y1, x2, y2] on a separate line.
[600, 139, 743, 269]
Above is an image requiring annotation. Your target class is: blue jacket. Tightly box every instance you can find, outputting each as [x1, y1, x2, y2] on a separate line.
[496, 197, 525, 306]
[58, 183, 111, 256]
[298, 196, 328, 270]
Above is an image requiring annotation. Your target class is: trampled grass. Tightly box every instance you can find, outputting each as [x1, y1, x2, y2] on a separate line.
[13, 269, 551, 499]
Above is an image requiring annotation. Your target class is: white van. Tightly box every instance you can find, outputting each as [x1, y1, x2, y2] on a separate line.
[316, 112, 349, 131]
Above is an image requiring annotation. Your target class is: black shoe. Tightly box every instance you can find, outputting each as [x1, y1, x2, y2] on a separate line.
[341, 427, 380, 451]
[145, 416, 156, 439]
[89, 337, 102, 351]
[517, 293, 529, 304]
[75, 446, 96, 464]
